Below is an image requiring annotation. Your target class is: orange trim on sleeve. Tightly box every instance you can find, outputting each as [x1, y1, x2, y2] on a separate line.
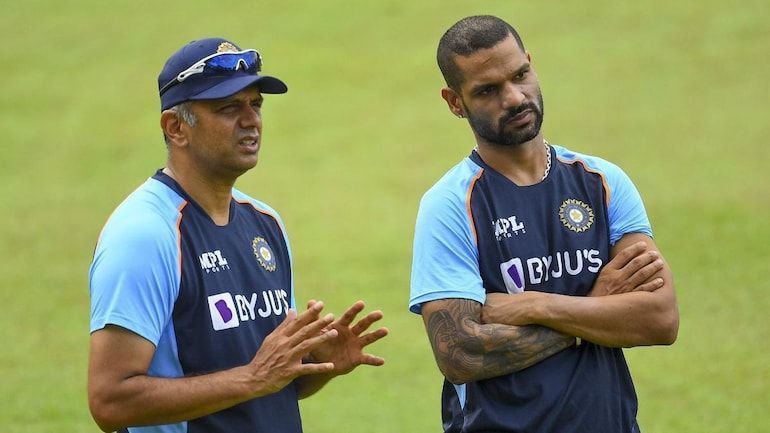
[465, 169, 484, 245]
[175, 201, 188, 275]
[557, 157, 611, 208]
[235, 200, 286, 236]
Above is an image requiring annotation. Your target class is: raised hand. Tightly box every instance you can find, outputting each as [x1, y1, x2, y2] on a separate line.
[589, 241, 665, 297]
[245, 302, 339, 397]
[307, 300, 388, 375]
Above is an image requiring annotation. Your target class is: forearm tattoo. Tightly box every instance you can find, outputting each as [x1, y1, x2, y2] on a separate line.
[425, 299, 575, 383]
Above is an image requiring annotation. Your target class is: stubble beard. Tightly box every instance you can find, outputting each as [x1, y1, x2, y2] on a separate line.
[466, 91, 545, 147]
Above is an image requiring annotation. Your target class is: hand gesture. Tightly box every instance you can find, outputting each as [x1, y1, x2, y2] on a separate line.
[589, 241, 664, 297]
[246, 302, 339, 397]
[307, 300, 388, 375]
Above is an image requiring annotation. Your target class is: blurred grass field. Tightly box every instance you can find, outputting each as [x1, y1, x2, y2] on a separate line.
[1, 0, 769, 432]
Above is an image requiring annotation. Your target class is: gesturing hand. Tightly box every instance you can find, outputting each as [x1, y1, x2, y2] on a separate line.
[246, 302, 339, 397]
[589, 241, 665, 297]
[307, 300, 389, 375]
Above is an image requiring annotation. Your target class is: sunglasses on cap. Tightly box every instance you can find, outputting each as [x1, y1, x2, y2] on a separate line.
[159, 49, 263, 95]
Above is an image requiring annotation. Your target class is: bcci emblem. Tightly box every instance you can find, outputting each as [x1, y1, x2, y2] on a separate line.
[217, 42, 239, 53]
[252, 237, 277, 272]
[559, 199, 594, 233]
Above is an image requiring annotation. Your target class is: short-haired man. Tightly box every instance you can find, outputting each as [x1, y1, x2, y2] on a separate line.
[409, 16, 678, 433]
[88, 37, 388, 433]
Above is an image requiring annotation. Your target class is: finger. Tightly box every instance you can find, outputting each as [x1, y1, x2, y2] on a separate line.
[358, 353, 386, 367]
[609, 241, 648, 269]
[619, 250, 658, 280]
[297, 361, 335, 376]
[306, 299, 318, 310]
[272, 308, 298, 334]
[336, 301, 366, 328]
[350, 311, 384, 336]
[286, 301, 325, 334]
[290, 313, 336, 346]
[358, 327, 389, 347]
[632, 278, 665, 293]
[626, 257, 664, 287]
[294, 328, 339, 356]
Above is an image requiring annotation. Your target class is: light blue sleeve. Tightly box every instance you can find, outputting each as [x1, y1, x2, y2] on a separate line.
[89, 182, 183, 346]
[409, 173, 485, 314]
[604, 162, 653, 245]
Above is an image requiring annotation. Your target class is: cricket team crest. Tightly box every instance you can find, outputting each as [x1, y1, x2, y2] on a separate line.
[252, 237, 277, 272]
[559, 199, 594, 232]
[217, 42, 239, 53]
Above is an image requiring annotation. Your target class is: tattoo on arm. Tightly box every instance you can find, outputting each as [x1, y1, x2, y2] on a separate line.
[424, 299, 575, 383]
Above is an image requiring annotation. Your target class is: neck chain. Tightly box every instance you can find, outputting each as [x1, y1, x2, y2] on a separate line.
[472, 140, 552, 181]
[541, 140, 551, 181]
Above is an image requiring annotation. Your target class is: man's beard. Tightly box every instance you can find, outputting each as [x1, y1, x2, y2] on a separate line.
[466, 91, 545, 147]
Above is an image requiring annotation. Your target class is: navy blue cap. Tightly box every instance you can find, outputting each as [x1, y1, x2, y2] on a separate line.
[158, 37, 288, 111]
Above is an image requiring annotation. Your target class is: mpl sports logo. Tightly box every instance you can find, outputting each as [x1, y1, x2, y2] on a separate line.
[492, 215, 526, 241]
[199, 250, 230, 273]
[500, 249, 603, 293]
[207, 289, 290, 331]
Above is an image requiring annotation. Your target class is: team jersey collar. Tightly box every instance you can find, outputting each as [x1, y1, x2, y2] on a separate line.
[152, 169, 238, 225]
[469, 147, 555, 187]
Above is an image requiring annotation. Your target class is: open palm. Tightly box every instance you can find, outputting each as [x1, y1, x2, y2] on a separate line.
[307, 300, 389, 375]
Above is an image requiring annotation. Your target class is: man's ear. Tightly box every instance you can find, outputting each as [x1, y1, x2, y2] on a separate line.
[160, 110, 188, 148]
[440, 87, 466, 119]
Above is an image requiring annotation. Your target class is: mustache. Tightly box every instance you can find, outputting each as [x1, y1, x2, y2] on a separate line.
[499, 102, 539, 125]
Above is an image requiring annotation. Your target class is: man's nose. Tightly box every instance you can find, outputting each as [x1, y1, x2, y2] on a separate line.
[240, 105, 262, 129]
[501, 83, 526, 110]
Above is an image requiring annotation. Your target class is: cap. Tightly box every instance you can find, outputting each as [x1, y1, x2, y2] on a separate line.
[158, 37, 288, 111]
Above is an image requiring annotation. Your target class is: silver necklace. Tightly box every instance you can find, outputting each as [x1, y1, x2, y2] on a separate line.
[472, 141, 551, 181]
[541, 140, 552, 181]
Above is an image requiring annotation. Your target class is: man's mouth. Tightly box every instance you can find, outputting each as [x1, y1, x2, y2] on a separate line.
[503, 109, 533, 127]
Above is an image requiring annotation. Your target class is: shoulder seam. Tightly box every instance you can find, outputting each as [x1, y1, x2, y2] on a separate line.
[465, 168, 484, 245]
[556, 156, 611, 207]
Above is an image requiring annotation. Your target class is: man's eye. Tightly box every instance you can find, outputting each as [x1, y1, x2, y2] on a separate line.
[478, 86, 495, 95]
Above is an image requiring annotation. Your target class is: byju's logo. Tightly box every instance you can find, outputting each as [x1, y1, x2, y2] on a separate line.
[207, 290, 290, 331]
[207, 293, 239, 330]
[493, 215, 526, 241]
[500, 258, 525, 293]
[499, 249, 603, 293]
[199, 250, 230, 273]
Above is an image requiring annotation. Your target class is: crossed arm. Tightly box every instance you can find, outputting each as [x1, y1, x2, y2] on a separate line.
[421, 233, 679, 384]
[88, 301, 387, 432]
[421, 299, 576, 384]
[482, 234, 679, 347]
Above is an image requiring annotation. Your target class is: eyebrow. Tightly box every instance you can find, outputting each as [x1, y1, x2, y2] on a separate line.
[470, 62, 531, 94]
[516, 63, 531, 75]
[217, 95, 264, 106]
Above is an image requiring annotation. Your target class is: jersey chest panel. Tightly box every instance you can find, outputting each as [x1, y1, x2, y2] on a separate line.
[471, 159, 611, 297]
[173, 203, 292, 375]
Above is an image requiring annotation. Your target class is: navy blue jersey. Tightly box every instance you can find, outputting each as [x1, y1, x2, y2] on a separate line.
[410, 145, 652, 433]
[90, 170, 301, 433]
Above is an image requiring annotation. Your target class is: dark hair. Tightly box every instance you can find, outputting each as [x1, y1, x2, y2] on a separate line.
[437, 15, 526, 91]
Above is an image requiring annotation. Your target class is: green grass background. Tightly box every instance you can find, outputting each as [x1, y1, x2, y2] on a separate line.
[1, 0, 768, 432]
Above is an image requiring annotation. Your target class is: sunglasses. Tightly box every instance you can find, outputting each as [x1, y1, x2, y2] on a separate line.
[159, 49, 263, 95]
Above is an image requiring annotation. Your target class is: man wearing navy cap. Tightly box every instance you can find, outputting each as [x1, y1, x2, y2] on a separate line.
[87, 38, 388, 433]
